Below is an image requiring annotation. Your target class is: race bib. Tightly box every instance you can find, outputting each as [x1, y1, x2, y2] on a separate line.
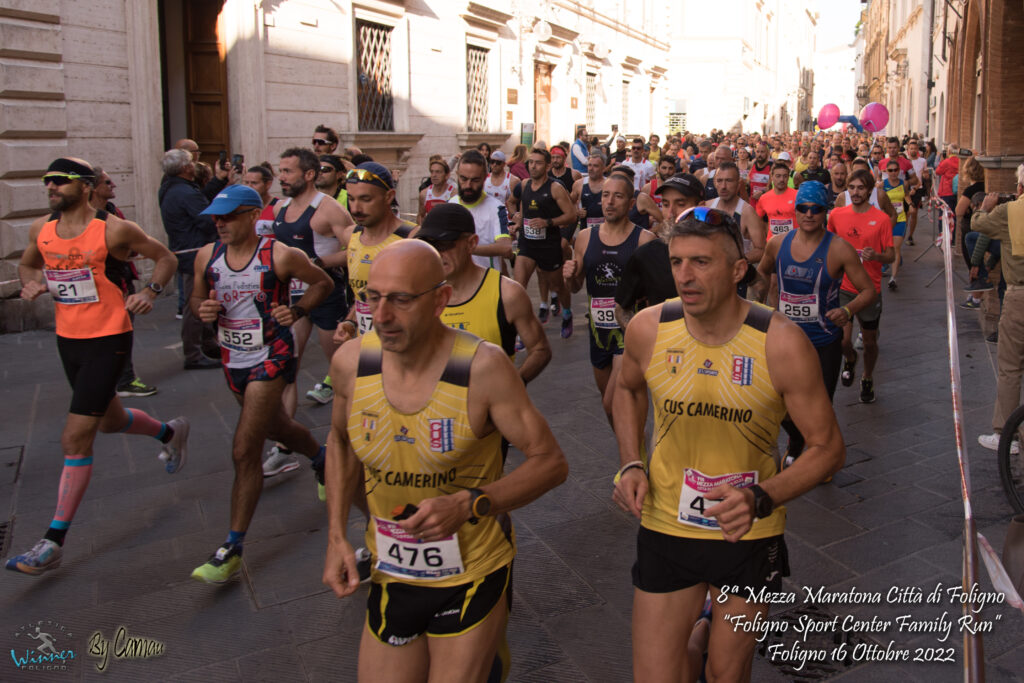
[590, 297, 618, 329]
[779, 291, 819, 323]
[523, 223, 545, 240]
[289, 278, 307, 298]
[769, 218, 793, 236]
[255, 218, 275, 237]
[44, 268, 98, 305]
[355, 301, 373, 334]
[373, 517, 464, 580]
[218, 317, 263, 352]
[586, 217, 602, 229]
[678, 468, 758, 529]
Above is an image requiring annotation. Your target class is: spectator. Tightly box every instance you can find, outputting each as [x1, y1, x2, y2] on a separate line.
[935, 144, 961, 214]
[508, 144, 529, 180]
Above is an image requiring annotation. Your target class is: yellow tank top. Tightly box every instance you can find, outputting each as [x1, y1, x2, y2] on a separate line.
[642, 300, 787, 540]
[347, 329, 514, 585]
[347, 221, 415, 334]
[884, 179, 907, 223]
[440, 268, 516, 356]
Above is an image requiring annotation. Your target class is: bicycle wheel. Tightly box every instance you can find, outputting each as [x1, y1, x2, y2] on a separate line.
[998, 404, 1024, 514]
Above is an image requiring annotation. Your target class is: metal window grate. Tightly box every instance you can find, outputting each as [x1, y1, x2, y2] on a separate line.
[356, 20, 394, 131]
[586, 73, 596, 130]
[621, 80, 630, 131]
[467, 46, 489, 132]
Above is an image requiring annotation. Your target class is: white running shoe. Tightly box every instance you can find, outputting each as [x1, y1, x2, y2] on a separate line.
[978, 433, 1019, 454]
[5, 539, 62, 575]
[263, 446, 301, 478]
[159, 417, 189, 474]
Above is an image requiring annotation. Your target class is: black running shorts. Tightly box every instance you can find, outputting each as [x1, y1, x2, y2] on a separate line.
[57, 332, 132, 416]
[517, 239, 564, 272]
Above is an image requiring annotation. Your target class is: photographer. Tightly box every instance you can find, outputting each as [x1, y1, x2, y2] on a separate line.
[972, 164, 1024, 453]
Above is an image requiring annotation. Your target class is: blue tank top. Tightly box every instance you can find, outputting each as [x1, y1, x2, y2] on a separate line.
[628, 190, 650, 230]
[775, 230, 841, 346]
[579, 180, 603, 232]
[272, 192, 348, 309]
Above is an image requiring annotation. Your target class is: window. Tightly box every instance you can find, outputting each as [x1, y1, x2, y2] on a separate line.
[466, 46, 489, 132]
[586, 72, 596, 129]
[356, 20, 394, 131]
[621, 80, 630, 131]
[668, 112, 686, 135]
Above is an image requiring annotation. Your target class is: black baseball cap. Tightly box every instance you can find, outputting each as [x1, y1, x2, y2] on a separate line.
[655, 173, 705, 200]
[416, 203, 476, 242]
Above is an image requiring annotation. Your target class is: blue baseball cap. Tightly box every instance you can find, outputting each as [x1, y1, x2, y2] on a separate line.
[201, 184, 264, 215]
[795, 180, 829, 208]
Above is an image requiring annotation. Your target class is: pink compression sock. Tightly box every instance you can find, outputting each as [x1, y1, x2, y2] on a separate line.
[119, 408, 168, 440]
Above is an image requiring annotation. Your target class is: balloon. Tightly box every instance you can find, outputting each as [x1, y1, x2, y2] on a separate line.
[837, 115, 864, 133]
[817, 103, 840, 129]
[860, 102, 889, 133]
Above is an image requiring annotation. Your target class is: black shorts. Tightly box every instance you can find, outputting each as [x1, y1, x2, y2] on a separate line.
[517, 239, 564, 272]
[367, 564, 512, 646]
[632, 527, 789, 596]
[589, 326, 624, 369]
[57, 332, 132, 416]
[840, 290, 881, 331]
[292, 280, 350, 331]
[559, 224, 577, 243]
[909, 188, 925, 209]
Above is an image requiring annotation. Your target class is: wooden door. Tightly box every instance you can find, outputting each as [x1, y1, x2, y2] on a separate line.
[184, 0, 228, 165]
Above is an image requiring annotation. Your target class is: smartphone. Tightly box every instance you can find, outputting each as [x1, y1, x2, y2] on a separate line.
[232, 153, 244, 172]
[392, 503, 419, 521]
[218, 150, 227, 167]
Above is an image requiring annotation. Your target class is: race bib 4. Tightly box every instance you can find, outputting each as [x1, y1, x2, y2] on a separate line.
[373, 517, 464, 580]
[678, 468, 758, 529]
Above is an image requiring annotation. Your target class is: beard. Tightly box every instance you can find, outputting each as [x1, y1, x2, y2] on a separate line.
[49, 185, 84, 212]
[282, 177, 307, 197]
[458, 185, 482, 203]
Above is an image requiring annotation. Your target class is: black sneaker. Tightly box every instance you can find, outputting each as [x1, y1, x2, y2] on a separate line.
[116, 378, 158, 397]
[964, 278, 994, 293]
[550, 295, 560, 316]
[538, 305, 549, 324]
[840, 353, 857, 387]
[859, 377, 875, 403]
[887, 278, 898, 291]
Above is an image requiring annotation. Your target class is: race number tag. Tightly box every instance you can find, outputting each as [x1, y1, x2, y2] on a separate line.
[218, 317, 263, 352]
[523, 223, 545, 240]
[769, 218, 793, 236]
[44, 268, 99, 305]
[778, 291, 819, 323]
[590, 297, 618, 329]
[355, 301, 374, 334]
[289, 278, 307, 298]
[373, 517, 464, 580]
[678, 468, 758, 529]
[255, 218, 275, 236]
[586, 217, 602, 229]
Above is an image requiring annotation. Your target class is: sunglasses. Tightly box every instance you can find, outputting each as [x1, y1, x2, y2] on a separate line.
[346, 168, 391, 188]
[631, 146, 644, 151]
[320, 166, 337, 174]
[886, 167, 899, 172]
[421, 237, 463, 252]
[42, 172, 89, 186]
[795, 204, 826, 215]
[211, 208, 258, 222]
[311, 138, 331, 146]
[357, 281, 446, 310]
[689, 207, 746, 256]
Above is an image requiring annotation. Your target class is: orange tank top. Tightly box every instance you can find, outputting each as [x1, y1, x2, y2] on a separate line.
[37, 210, 133, 339]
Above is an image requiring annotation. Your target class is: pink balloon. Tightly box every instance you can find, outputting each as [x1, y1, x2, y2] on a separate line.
[860, 102, 890, 133]
[817, 103, 840, 129]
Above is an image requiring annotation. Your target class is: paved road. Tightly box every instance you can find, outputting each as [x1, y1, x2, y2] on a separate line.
[1, 211, 1021, 681]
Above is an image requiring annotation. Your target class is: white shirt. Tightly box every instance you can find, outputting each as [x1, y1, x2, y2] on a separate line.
[450, 194, 510, 269]
[622, 159, 655, 191]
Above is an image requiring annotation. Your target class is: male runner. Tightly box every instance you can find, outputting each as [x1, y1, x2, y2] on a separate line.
[642, 157, 678, 208]
[312, 124, 339, 155]
[757, 181, 876, 460]
[747, 142, 774, 210]
[833, 158, 899, 226]
[417, 158, 456, 224]
[792, 151, 830, 187]
[611, 208, 845, 682]
[7, 158, 187, 575]
[316, 154, 348, 205]
[623, 137, 656, 191]
[564, 173, 656, 421]
[483, 151, 519, 206]
[548, 145, 580, 191]
[904, 139, 928, 245]
[703, 162, 765, 269]
[755, 162, 798, 240]
[267, 148, 355, 473]
[418, 203, 550, 382]
[507, 148, 576, 336]
[571, 153, 607, 238]
[829, 169, 895, 403]
[189, 185, 334, 583]
[827, 158, 848, 209]
[322, 240, 567, 682]
[449, 151, 513, 271]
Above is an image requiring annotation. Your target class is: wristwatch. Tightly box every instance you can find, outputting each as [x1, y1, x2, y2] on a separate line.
[290, 304, 307, 320]
[546, 218, 554, 229]
[467, 488, 492, 525]
[145, 282, 163, 295]
[749, 485, 775, 519]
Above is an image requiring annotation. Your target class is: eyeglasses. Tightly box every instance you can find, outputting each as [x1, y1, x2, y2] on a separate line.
[320, 166, 337, 174]
[42, 172, 89, 186]
[346, 168, 391, 188]
[689, 207, 745, 256]
[886, 167, 899, 172]
[632, 146, 644, 151]
[795, 204, 826, 215]
[357, 281, 446, 310]
[311, 138, 331, 146]
[211, 208, 258, 222]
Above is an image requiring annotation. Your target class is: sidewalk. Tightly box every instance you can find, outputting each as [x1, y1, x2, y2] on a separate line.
[1, 209, 1021, 681]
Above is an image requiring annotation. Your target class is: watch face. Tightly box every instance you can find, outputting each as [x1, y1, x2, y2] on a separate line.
[474, 493, 491, 517]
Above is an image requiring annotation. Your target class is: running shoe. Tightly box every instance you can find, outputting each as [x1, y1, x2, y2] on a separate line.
[859, 377, 875, 404]
[561, 313, 573, 339]
[906, 237, 915, 246]
[190, 542, 243, 584]
[979, 433, 1019, 454]
[960, 297, 981, 310]
[964, 279, 994, 293]
[306, 382, 334, 404]
[550, 294, 560, 316]
[116, 378, 158, 397]
[888, 278, 898, 291]
[537, 305, 549, 324]
[175, 311, 183, 320]
[356, 547, 373, 583]
[853, 332, 864, 350]
[5, 539, 62, 576]
[881, 264, 891, 277]
[840, 353, 857, 387]
[312, 446, 326, 502]
[263, 446, 300, 478]
[158, 417, 189, 474]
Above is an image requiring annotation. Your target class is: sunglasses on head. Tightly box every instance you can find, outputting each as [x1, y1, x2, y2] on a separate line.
[346, 168, 391, 188]
[42, 172, 89, 186]
[689, 207, 746, 255]
[795, 204, 826, 215]
[312, 138, 331, 146]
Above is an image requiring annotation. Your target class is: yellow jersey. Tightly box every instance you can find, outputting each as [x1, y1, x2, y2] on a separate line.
[347, 329, 514, 585]
[440, 268, 516, 356]
[347, 221, 415, 334]
[642, 299, 787, 540]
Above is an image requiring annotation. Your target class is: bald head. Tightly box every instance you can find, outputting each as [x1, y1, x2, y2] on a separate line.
[175, 138, 200, 161]
[372, 240, 446, 291]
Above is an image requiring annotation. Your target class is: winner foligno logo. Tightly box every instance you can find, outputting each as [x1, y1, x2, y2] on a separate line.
[10, 620, 76, 673]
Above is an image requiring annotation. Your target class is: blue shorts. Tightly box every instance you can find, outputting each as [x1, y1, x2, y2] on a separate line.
[892, 221, 907, 237]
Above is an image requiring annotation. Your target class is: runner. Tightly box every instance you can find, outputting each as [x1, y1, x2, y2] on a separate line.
[418, 203, 550, 382]
[7, 157, 187, 576]
[548, 145, 580, 191]
[448, 151, 513, 271]
[904, 139, 928, 245]
[755, 162, 798, 241]
[312, 124, 339, 155]
[792, 150, 831, 187]
[268, 148, 355, 473]
[827, 157, 848, 209]
[317, 154, 349, 206]
[244, 163, 280, 237]
[833, 158, 899, 226]
[563, 173, 656, 421]
[570, 153, 607, 239]
[747, 142, 774, 209]
[756, 181, 876, 461]
[507, 148, 577, 336]
[623, 137, 656, 191]
[321, 240, 567, 682]
[641, 157, 679, 209]
[417, 157, 457, 224]
[703, 162, 765, 293]
[829, 169, 895, 404]
[484, 151, 519, 205]
[189, 185, 334, 583]
[611, 207, 845, 683]
[881, 160, 909, 290]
